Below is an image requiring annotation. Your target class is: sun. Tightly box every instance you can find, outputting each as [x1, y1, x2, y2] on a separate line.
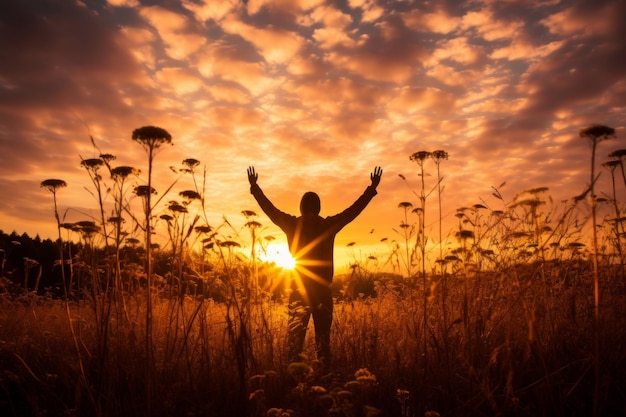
[265, 246, 296, 270]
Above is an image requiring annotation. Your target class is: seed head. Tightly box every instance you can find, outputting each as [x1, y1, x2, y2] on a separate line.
[41, 179, 67, 192]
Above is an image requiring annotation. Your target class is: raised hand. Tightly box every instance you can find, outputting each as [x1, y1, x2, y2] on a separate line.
[370, 166, 382, 189]
[247, 166, 258, 186]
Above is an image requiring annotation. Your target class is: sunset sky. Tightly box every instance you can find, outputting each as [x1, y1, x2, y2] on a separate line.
[1, 0, 625, 271]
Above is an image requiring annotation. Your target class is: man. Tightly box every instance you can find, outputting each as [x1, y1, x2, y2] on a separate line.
[247, 166, 382, 368]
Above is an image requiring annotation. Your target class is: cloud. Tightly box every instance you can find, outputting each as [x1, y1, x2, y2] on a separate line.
[328, 14, 428, 83]
[387, 86, 457, 118]
[139, 5, 206, 60]
[542, 0, 623, 38]
[401, 7, 460, 34]
[182, 0, 237, 22]
[195, 42, 277, 96]
[221, 14, 305, 64]
[107, 0, 140, 7]
[461, 8, 524, 41]
[310, 5, 355, 49]
[427, 36, 487, 68]
[348, 0, 385, 23]
[155, 67, 204, 95]
[0, 0, 149, 181]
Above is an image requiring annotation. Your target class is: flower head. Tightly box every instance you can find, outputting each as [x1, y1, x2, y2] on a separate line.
[111, 166, 139, 180]
[134, 185, 156, 197]
[608, 149, 626, 159]
[132, 126, 172, 152]
[241, 210, 257, 218]
[194, 225, 212, 234]
[579, 124, 616, 143]
[182, 158, 200, 172]
[41, 179, 67, 192]
[81, 158, 104, 169]
[179, 190, 201, 201]
[410, 150, 431, 163]
[432, 150, 449, 160]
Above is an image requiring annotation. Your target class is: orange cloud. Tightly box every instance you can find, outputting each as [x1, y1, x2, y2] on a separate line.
[402, 8, 460, 34]
[139, 6, 206, 60]
[155, 67, 204, 95]
[195, 42, 276, 96]
[327, 17, 425, 83]
[461, 9, 523, 41]
[387, 86, 457, 117]
[310, 5, 355, 49]
[221, 15, 305, 64]
[542, 2, 620, 38]
[348, 0, 385, 23]
[182, 0, 237, 22]
[427, 36, 486, 67]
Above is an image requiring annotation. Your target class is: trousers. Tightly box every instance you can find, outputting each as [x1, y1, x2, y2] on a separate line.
[287, 281, 333, 368]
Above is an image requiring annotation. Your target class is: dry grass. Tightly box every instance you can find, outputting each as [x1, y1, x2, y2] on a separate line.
[1, 260, 625, 417]
[4, 125, 624, 416]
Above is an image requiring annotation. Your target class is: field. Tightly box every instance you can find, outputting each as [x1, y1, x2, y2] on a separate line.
[1, 125, 625, 416]
[1, 257, 625, 417]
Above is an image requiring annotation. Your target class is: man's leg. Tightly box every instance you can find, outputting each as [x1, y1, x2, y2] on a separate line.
[287, 287, 311, 363]
[312, 287, 333, 370]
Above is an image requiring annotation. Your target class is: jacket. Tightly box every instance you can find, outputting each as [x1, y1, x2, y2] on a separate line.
[250, 184, 377, 285]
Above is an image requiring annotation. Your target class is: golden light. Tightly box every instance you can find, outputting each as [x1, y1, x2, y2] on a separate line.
[264, 245, 297, 270]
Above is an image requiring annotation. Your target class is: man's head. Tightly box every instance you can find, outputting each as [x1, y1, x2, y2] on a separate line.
[300, 191, 321, 215]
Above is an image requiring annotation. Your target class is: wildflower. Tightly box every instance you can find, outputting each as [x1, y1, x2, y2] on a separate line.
[40, 179, 67, 192]
[179, 190, 201, 200]
[111, 166, 139, 179]
[99, 153, 116, 163]
[167, 201, 188, 213]
[245, 221, 262, 229]
[602, 160, 621, 170]
[242, 210, 258, 218]
[344, 380, 361, 392]
[432, 149, 448, 160]
[195, 225, 212, 233]
[219, 240, 241, 248]
[160, 214, 174, 222]
[336, 390, 353, 401]
[608, 149, 626, 159]
[355, 368, 377, 386]
[108, 216, 124, 225]
[132, 125, 172, 149]
[266, 409, 280, 417]
[579, 124, 616, 143]
[80, 158, 104, 169]
[456, 230, 475, 240]
[409, 150, 431, 162]
[134, 185, 156, 197]
[287, 362, 311, 382]
[309, 385, 327, 394]
[181, 158, 200, 172]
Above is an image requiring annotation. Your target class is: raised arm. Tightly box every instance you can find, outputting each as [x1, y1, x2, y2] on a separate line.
[370, 166, 382, 189]
[247, 166, 258, 186]
[327, 166, 382, 231]
[247, 166, 294, 230]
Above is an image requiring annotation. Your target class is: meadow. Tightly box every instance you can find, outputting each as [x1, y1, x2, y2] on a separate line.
[1, 125, 625, 417]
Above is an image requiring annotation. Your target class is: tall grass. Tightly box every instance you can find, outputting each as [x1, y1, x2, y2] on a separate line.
[2, 257, 625, 416]
[1, 124, 625, 416]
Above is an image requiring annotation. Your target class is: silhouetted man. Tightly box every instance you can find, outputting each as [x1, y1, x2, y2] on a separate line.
[247, 166, 382, 368]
